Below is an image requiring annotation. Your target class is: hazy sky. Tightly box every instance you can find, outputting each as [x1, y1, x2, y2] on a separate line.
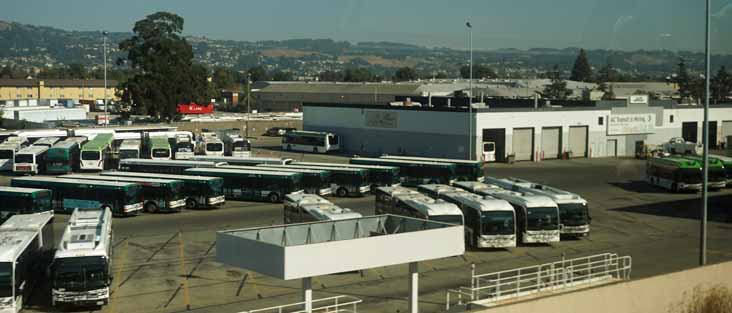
[2, 0, 732, 53]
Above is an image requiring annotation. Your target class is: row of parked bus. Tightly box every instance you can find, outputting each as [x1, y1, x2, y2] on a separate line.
[646, 154, 732, 192]
[0, 208, 113, 312]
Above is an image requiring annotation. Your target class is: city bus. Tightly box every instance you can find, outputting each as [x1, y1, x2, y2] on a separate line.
[0, 211, 55, 313]
[284, 193, 361, 223]
[31, 137, 61, 148]
[711, 154, 732, 186]
[173, 134, 195, 160]
[148, 136, 172, 160]
[118, 139, 142, 160]
[100, 171, 225, 209]
[0, 142, 24, 171]
[220, 165, 332, 196]
[416, 184, 467, 199]
[373, 186, 421, 214]
[118, 159, 223, 174]
[203, 136, 224, 156]
[257, 164, 370, 197]
[482, 178, 590, 237]
[0, 187, 52, 223]
[191, 156, 292, 166]
[432, 190, 516, 248]
[46, 137, 87, 174]
[80, 133, 114, 171]
[13, 145, 49, 175]
[282, 131, 340, 153]
[50, 207, 113, 307]
[350, 157, 457, 187]
[381, 155, 484, 181]
[12, 177, 143, 216]
[374, 192, 463, 225]
[184, 167, 304, 203]
[61, 174, 186, 213]
[645, 157, 702, 192]
[291, 161, 401, 188]
[678, 155, 727, 190]
[220, 132, 251, 157]
[475, 187, 560, 244]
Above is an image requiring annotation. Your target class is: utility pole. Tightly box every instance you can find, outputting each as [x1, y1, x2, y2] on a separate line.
[700, 0, 711, 266]
[466, 22, 473, 161]
[246, 72, 252, 138]
[103, 31, 108, 127]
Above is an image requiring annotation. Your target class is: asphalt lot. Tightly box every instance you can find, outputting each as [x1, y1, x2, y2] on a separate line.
[5, 137, 731, 313]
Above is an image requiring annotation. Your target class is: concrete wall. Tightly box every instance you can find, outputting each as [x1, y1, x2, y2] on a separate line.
[472, 261, 732, 313]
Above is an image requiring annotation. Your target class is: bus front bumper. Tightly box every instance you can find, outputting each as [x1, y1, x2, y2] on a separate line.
[679, 183, 702, 191]
[208, 196, 226, 206]
[123, 203, 144, 214]
[168, 199, 187, 210]
[318, 187, 333, 196]
[477, 235, 516, 248]
[560, 224, 590, 236]
[359, 185, 371, 194]
[52, 288, 109, 306]
[523, 230, 561, 243]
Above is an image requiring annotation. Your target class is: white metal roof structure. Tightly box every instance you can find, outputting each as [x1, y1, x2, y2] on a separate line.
[0, 211, 54, 262]
[216, 214, 464, 280]
[55, 207, 112, 259]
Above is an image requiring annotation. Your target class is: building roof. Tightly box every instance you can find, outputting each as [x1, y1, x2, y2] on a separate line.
[0, 78, 118, 88]
[255, 81, 422, 95]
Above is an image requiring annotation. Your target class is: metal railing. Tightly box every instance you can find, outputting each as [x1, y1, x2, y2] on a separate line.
[240, 295, 363, 313]
[446, 253, 632, 311]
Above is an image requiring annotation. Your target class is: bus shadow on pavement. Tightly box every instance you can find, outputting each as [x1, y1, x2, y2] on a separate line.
[607, 181, 672, 194]
[611, 194, 732, 223]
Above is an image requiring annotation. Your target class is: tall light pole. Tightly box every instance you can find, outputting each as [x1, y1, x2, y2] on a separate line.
[466, 22, 473, 160]
[103, 31, 108, 127]
[700, 0, 711, 266]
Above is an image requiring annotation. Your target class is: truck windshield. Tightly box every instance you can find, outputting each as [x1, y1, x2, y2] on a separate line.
[481, 211, 514, 235]
[526, 207, 559, 231]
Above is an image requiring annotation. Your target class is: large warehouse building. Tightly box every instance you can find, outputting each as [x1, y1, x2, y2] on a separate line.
[303, 97, 732, 161]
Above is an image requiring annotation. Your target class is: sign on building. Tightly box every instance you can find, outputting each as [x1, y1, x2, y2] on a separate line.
[628, 95, 649, 105]
[365, 111, 398, 129]
[608, 113, 655, 135]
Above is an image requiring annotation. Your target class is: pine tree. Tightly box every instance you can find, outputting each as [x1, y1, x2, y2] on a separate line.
[712, 66, 731, 102]
[674, 58, 693, 103]
[570, 49, 593, 82]
[540, 65, 573, 99]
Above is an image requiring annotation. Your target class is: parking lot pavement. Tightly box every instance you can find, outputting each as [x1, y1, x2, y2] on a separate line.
[7, 155, 732, 313]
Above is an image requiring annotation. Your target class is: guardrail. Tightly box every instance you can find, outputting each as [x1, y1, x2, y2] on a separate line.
[240, 295, 363, 313]
[446, 253, 632, 311]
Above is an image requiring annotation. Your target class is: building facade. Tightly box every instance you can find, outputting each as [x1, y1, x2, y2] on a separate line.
[0, 79, 118, 102]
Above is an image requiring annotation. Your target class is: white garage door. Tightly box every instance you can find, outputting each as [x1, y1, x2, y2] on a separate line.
[512, 128, 534, 161]
[541, 127, 561, 159]
[722, 121, 732, 145]
[568, 126, 588, 158]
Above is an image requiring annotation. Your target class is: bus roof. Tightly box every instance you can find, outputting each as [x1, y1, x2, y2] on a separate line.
[149, 136, 170, 148]
[16, 145, 49, 155]
[13, 176, 138, 188]
[55, 208, 112, 259]
[119, 139, 142, 150]
[418, 184, 466, 195]
[495, 177, 587, 204]
[648, 156, 701, 168]
[301, 203, 362, 221]
[120, 158, 222, 167]
[32, 137, 61, 146]
[478, 188, 557, 208]
[444, 192, 514, 212]
[0, 211, 53, 262]
[50, 137, 86, 150]
[191, 156, 290, 165]
[375, 186, 420, 197]
[185, 167, 300, 178]
[287, 130, 333, 136]
[710, 154, 732, 164]
[381, 155, 482, 166]
[285, 193, 331, 206]
[261, 164, 367, 174]
[351, 157, 456, 167]
[0, 186, 50, 198]
[223, 165, 328, 175]
[677, 155, 725, 167]
[453, 181, 504, 194]
[292, 161, 398, 171]
[397, 195, 463, 216]
[60, 174, 182, 186]
[81, 133, 114, 151]
[101, 171, 221, 182]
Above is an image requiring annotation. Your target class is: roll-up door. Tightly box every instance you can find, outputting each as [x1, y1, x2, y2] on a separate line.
[568, 126, 588, 158]
[512, 128, 534, 161]
[541, 127, 561, 159]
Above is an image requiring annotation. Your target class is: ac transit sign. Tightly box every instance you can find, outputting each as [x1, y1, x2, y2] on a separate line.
[608, 113, 656, 135]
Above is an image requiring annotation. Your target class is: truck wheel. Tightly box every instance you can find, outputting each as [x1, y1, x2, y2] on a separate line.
[186, 198, 198, 210]
[336, 188, 348, 197]
[268, 193, 280, 203]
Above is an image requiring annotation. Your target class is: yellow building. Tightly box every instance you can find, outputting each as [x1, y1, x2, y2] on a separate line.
[0, 79, 118, 102]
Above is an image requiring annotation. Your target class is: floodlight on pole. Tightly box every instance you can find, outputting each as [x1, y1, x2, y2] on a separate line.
[466, 22, 473, 161]
[103, 31, 108, 127]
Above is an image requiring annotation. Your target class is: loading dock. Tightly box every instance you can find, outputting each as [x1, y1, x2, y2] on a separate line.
[482, 128, 506, 162]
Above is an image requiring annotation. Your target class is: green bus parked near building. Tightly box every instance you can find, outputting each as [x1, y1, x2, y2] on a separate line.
[678, 155, 727, 189]
[219, 165, 333, 196]
[11, 176, 143, 215]
[61, 174, 186, 213]
[350, 157, 457, 187]
[80, 133, 114, 171]
[184, 167, 304, 203]
[148, 136, 172, 160]
[0, 186, 53, 222]
[256, 164, 370, 197]
[710, 154, 732, 187]
[46, 137, 87, 174]
[291, 161, 400, 188]
[645, 157, 703, 192]
[380, 155, 484, 181]
[100, 171, 226, 209]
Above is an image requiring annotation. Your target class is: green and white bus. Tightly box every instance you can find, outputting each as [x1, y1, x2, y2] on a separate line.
[80, 133, 114, 171]
[256, 164, 370, 197]
[0, 187, 53, 222]
[119, 159, 223, 174]
[350, 157, 457, 187]
[679, 155, 727, 189]
[148, 136, 172, 160]
[100, 171, 225, 209]
[291, 161, 401, 188]
[11, 176, 143, 216]
[118, 139, 142, 160]
[184, 167, 304, 203]
[46, 137, 87, 174]
[645, 157, 703, 192]
[711, 154, 732, 186]
[220, 165, 332, 196]
[60, 174, 186, 213]
[191, 156, 292, 166]
[381, 155, 484, 181]
[282, 131, 340, 153]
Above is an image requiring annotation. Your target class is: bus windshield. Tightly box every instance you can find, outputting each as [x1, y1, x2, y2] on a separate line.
[206, 143, 223, 152]
[0, 150, 13, 159]
[481, 211, 515, 235]
[52, 257, 109, 291]
[14, 154, 33, 164]
[207, 179, 223, 195]
[232, 141, 250, 151]
[431, 214, 463, 225]
[176, 143, 194, 152]
[81, 151, 101, 160]
[526, 207, 559, 231]
[327, 134, 338, 145]
[119, 149, 139, 159]
[153, 149, 171, 158]
[559, 203, 588, 225]
[0, 262, 12, 298]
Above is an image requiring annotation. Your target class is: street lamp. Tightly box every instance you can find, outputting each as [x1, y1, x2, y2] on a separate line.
[102, 31, 108, 127]
[700, 0, 711, 266]
[466, 22, 473, 160]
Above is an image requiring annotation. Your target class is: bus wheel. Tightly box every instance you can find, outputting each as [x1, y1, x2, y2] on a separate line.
[336, 188, 348, 197]
[313, 147, 318, 153]
[287, 144, 292, 151]
[671, 183, 679, 193]
[186, 198, 198, 210]
[268, 193, 280, 203]
[145, 202, 159, 213]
